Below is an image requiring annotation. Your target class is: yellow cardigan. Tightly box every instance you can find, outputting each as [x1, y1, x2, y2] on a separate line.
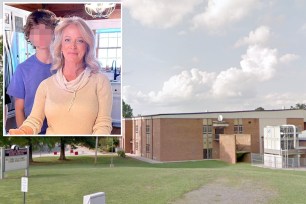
[22, 72, 113, 135]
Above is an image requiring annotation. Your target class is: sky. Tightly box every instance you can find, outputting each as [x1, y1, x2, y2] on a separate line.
[1, 0, 306, 116]
[122, 0, 306, 115]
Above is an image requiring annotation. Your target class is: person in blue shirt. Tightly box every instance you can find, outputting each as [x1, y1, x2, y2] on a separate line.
[7, 9, 58, 134]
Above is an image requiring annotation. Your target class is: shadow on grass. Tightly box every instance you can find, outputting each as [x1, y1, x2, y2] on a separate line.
[32, 155, 230, 169]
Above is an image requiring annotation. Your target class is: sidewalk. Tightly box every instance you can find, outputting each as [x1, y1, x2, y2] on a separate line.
[126, 153, 163, 164]
[33, 147, 163, 165]
[33, 146, 105, 158]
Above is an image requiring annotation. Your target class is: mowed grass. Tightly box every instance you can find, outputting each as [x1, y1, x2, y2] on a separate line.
[0, 156, 306, 204]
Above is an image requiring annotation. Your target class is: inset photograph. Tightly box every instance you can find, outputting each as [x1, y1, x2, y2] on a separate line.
[3, 3, 122, 136]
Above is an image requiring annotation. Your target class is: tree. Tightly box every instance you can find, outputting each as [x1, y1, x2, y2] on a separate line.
[0, 136, 58, 162]
[0, 35, 3, 55]
[0, 137, 32, 162]
[58, 137, 96, 160]
[255, 107, 265, 111]
[123, 100, 133, 118]
[290, 103, 306, 110]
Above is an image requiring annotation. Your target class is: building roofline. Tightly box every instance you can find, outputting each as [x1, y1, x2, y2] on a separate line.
[124, 109, 306, 120]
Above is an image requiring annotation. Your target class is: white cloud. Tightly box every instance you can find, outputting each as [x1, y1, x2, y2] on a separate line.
[212, 45, 278, 97]
[123, 21, 303, 114]
[124, 0, 201, 29]
[124, 43, 283, 109]
[211, 67, 246, 97]
[240, 45, 278, 80]
[191, 0, 258, 31]
[234, 26, 271, 47]
[279, 54, 299, 64]
[147, 68, 216, 103]
[210, 26, 278, 98]
[124, 69, 216, 106]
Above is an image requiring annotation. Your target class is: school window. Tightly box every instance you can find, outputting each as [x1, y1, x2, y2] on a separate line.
[146, 119, 151, 153]
[135, 125, 138, 133]
[95, 28, 121, 69]
[234, 125, 243, 134]
[146, 125, 150, 133]
[146, 144, 150, 153]
[203, 119, 213, 159]
[203, 126, 207, 133]
[203, 125, 212, 134]
[234, 118, 243, 134]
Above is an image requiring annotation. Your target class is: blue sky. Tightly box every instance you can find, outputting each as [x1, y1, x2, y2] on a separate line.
[2, 0, 306, 116]
[122, 0, 306, 115]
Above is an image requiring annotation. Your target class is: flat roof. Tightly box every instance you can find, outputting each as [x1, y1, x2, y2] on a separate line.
[124, 109, 306, 121]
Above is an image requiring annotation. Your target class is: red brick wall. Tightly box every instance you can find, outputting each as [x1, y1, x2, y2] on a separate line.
[219, 134, 251, 164]
[159, 118, 203, 161]
[219, 135, 236, 164]
[122, 120, 133, 153]
[212, 141, 219, 159]
[152, 119, 161, 161]
[236, 134, 251, 152]
[129, 116, 304, 162]
[212, 118, 260, 158]
[287, 118, 304, 131]
[221, 118, 259, 153]
[243, 119, 260, 153]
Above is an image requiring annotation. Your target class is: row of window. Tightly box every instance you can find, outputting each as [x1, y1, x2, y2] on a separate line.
[135, 121, 243, 153]
[203, 125, 243, 134]
[136, 124, 244, 134]
[134, 124, 151, 133]
[134, 143, 151, 153]
[137, 125, 244, 134]
[134, 121, 151, 153]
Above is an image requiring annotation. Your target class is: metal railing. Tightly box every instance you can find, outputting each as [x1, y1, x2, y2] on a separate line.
[251, 153, 263, 166]
[251, 153, 306, 168]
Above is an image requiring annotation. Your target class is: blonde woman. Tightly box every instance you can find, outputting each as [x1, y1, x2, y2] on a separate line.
[9, 17, 112, 135]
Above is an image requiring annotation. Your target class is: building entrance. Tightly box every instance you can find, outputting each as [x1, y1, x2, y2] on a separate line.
[215, 127, 224, 140]
[203, 149, 212, 159]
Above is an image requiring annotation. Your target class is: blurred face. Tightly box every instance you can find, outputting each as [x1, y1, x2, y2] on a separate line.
[61, 24, 87, 65]
[29, 24, 53, 49]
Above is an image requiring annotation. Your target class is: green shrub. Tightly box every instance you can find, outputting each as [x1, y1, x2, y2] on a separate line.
[117, 150, 126, 158]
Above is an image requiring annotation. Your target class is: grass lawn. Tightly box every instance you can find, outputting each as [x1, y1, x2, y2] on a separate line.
[0, 155, 306, 204]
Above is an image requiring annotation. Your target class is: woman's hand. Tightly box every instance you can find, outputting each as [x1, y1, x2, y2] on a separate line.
[9, 126, 34, 135]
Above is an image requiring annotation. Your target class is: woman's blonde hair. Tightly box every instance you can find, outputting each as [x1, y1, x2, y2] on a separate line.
[51, 16, 101, 73]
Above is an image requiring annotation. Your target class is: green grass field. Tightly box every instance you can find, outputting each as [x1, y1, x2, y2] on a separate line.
[0, 155, 306, 204]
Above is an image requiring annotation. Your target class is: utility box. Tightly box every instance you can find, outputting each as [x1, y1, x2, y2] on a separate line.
[83, 192, 105, 204]
[263, 125, 300, 168]
[264, 154, 282, 168]
[264, 126, 281, 153]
